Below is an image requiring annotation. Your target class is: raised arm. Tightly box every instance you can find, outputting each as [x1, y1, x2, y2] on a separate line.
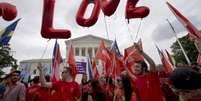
[134, 43, 156, 72]
[123, 62, 136, 80]
[37, 63, 52, 88]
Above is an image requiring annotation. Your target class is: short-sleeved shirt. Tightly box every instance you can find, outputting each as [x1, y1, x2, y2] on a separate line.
[133, 72, 164, 101]
[52, 80, 81, 101]
[26, 84, 41, 101]
[3, 82, 26, 101]
[26, 85, 51, 101]
[38, 87, 51, 101]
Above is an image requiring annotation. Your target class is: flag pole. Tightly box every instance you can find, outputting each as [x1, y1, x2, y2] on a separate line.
[166, 19, 191, 65]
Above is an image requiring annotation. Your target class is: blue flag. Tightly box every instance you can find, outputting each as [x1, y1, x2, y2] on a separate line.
[110, 40, 122, 57]
[0, 19, 21, 47]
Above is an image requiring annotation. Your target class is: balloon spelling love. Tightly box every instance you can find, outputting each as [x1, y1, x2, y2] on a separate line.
[41, 0, 150, 39]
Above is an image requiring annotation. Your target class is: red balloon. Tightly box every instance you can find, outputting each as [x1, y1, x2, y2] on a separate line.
[41, 0, 71, 39]
[125, 0, 150, 20]
[0, 3, 17, 21]
[99, 0, 120, 16]
[76, 0, 101, 27]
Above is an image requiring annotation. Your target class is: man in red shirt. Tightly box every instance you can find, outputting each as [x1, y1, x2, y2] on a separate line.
[26, 76, 41, 101]
[38, 63, 81, 101]
[125, 43, 165, 101]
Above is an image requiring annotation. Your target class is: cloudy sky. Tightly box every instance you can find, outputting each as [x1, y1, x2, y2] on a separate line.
[0, 0, 201, 64]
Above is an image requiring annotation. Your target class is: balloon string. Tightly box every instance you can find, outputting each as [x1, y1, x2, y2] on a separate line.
[103, 15, 110, 40]
[40, 39, 51, 59]
[134, 19, 143, 41]
[125, 19, 134, 42]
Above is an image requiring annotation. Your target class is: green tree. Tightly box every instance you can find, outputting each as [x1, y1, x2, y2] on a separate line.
[170, 35, 198, 65]
[0, 45, 17, 75]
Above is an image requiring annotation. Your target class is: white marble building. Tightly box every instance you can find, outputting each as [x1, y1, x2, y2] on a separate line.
[65, 34, 113, 60]
[19, 34, 113, 82]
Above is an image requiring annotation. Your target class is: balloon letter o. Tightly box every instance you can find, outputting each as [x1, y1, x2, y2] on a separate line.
[76, 0, 101, 27]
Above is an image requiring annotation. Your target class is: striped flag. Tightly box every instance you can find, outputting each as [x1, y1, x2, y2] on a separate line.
[51, 40, 63, 82]
[0, 19, 20, 47]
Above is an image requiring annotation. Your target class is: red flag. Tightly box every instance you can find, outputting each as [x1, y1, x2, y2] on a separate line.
[95, 40, 112, 77]
[165, 49, 174, 66]
[166, 2, 201, 40]
[110, 40, 124, 79]
[68, 45, 77, 79]
[92, 60, 100, 79]
[112, 54, 124, 79]
[124, 44, 144, 63]
[51, 40, 63, 82]
[124, 44, 144, 75]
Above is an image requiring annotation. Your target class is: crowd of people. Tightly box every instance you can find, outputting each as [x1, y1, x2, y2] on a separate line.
[0, 43, 201, 101]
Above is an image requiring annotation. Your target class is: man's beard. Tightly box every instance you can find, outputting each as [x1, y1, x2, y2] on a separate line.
[11, 79, 18, 84]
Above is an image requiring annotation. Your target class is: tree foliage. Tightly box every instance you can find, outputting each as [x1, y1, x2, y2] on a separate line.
[0, 45, 17, 69]
[171, 35, 198, 65]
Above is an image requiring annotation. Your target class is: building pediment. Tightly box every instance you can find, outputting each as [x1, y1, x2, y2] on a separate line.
[65, 34, 113, 45]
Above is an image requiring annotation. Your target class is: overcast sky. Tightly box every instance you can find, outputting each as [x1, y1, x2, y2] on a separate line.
[0, 0, 201, 64]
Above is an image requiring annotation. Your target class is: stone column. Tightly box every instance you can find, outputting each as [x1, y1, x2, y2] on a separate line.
[85, 47, 88, 57]
[92, 47, 95, 58]
[79, 47, 81, 56]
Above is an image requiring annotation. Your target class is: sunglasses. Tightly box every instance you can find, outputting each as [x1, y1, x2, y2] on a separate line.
[117, 79, 122, 82]
[62, 70, 70, 73]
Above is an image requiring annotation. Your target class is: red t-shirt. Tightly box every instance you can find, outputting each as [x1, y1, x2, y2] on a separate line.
[37, 87, 51, 101]
[26, 84, 41, 101]
[26, 84, 52, 101]
[132, 72, 164, 101]
[52, 80, 81, 101]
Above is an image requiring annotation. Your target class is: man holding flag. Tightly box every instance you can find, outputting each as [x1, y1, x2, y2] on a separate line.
[125, 43, 164, 101]
[37, 40, 80, 101]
